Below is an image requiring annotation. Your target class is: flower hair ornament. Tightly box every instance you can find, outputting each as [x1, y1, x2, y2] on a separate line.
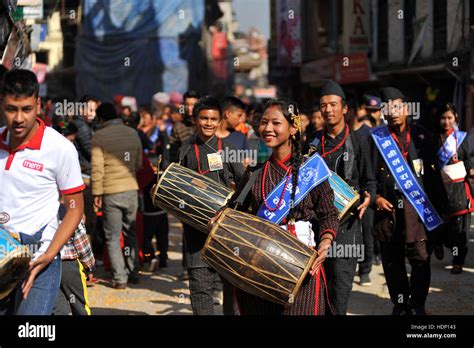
[289, 105, 302, 139]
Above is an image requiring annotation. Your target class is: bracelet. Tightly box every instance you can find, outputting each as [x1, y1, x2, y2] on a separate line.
[320, 236, 333, 244]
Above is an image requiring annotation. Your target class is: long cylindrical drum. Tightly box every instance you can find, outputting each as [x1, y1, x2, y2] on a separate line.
[202, 208, 317, 306]
[328, 171, 360, 222]
[0, 227, 31, 300]
[152, 163, 234, 234]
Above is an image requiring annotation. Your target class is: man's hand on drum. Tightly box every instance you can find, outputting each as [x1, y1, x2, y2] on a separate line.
[310, 236, 333, 276]
[375, 195, 394, 212]
[357, 191, 371, 219]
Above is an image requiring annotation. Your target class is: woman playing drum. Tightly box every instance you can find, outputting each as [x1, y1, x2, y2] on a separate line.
[231, 99, 339, 315]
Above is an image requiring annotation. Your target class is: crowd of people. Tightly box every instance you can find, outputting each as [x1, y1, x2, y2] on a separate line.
[0, 67, 472, 316]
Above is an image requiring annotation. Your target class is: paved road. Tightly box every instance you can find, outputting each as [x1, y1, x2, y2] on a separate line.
[88, 215, 474, 315]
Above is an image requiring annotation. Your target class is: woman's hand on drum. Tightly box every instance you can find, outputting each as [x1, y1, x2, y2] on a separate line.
[375, 195, 394, 212]
[22, 252, 55, 299]
[357, 191, 371, 219]
[310, 237, 333, 276]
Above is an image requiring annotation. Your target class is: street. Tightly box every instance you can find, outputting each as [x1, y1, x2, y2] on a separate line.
[88, 215, 474, 316]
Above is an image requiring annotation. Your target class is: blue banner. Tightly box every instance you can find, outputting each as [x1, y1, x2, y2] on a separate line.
[371, 125, 443, 231]
[438, 130, 467, 167]
[257, 153, 331, 224]
[76, 0, 205, 103]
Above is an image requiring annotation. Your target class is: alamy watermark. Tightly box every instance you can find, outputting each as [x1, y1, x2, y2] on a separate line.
[218, 148, 258, 167]
[381, 101, 420, 120]
[325, 242, 365, 262]
[54, 99, 91, 117]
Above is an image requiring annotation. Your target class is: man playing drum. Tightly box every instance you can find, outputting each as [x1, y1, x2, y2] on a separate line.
[0, 69, 84, 315]
[177, 96, 244, 315]
[308, 80, 376, 315]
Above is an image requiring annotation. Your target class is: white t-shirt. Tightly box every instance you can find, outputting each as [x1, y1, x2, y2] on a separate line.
[0, 119, 85, 258]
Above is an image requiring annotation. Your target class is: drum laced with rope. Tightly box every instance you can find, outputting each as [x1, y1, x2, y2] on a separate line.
[202, 208, 317, 306]
[327, 171, 360, 222]
[151, 162, 234, 234]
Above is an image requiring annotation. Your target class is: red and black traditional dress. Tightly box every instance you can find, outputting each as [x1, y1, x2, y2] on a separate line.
[435, 128, 473, 267]
[234, 153, 340, 315]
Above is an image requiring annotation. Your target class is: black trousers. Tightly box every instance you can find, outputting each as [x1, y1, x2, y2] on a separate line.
[53, 260, 91, 315]
[442, 213, 470, 265]
[188, 267, 218, 315]
[325, 218, 361, 315]
[380, 241, 431, 308]
[358, 207, 375, 275]
[143, 212, 169, 263]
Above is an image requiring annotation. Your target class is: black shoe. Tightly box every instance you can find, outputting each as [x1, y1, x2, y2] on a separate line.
[373, 255, 382, 266]
[410, 306, 427, 315]
[451, 264, 463, 274]
[128, 273, 140, 284]
[359, 273, 372, 286]
[434, 245, 444, 261]
[392, 304, 409, 315]
[112, 282, 127, 290]
[159, 259, 168, 270]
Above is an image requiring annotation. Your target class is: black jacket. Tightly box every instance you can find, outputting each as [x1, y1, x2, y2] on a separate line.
[72, 116, 95, 174]
[434, 129, 473, 216]
[370, 124, 441, 210]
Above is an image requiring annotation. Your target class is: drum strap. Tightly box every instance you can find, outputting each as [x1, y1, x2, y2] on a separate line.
[232, 168, 263, 209]
[178, 143, 193, 165]
[310, 129, 356, 183]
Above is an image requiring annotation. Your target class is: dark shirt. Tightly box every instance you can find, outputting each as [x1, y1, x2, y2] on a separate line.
[356, 124, 372, 139]
[72, 116, 95, 175]
[245, 156, 340, 237]
[370, 124, 441, 243]
[310, 125, 376, 203]
[168, 118, 195, 163]
[178, 134, 245, 268]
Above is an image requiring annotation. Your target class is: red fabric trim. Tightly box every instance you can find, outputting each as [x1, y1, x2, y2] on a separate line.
[447, 181, 474, 218]
[4, 153, 16, 171]
[270, 152, 292, 171]
[389, 126, 411, 159]
[0, 119, 46, 170]
[451, 178, 465, 183]
[322, 124, 349, 158]
[447, 209, 472, 218]
[61, 184, 86, 195]
[314, 268, 321, 315]
[319, 229, 336, 239]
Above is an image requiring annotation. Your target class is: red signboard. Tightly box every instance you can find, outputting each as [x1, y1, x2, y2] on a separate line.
[335, 53, 370, 84]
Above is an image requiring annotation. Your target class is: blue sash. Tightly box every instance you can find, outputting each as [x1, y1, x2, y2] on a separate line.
[371, 125, 443, 231]
[256, 153, 331, 224]
[438, 130, 467, 167]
